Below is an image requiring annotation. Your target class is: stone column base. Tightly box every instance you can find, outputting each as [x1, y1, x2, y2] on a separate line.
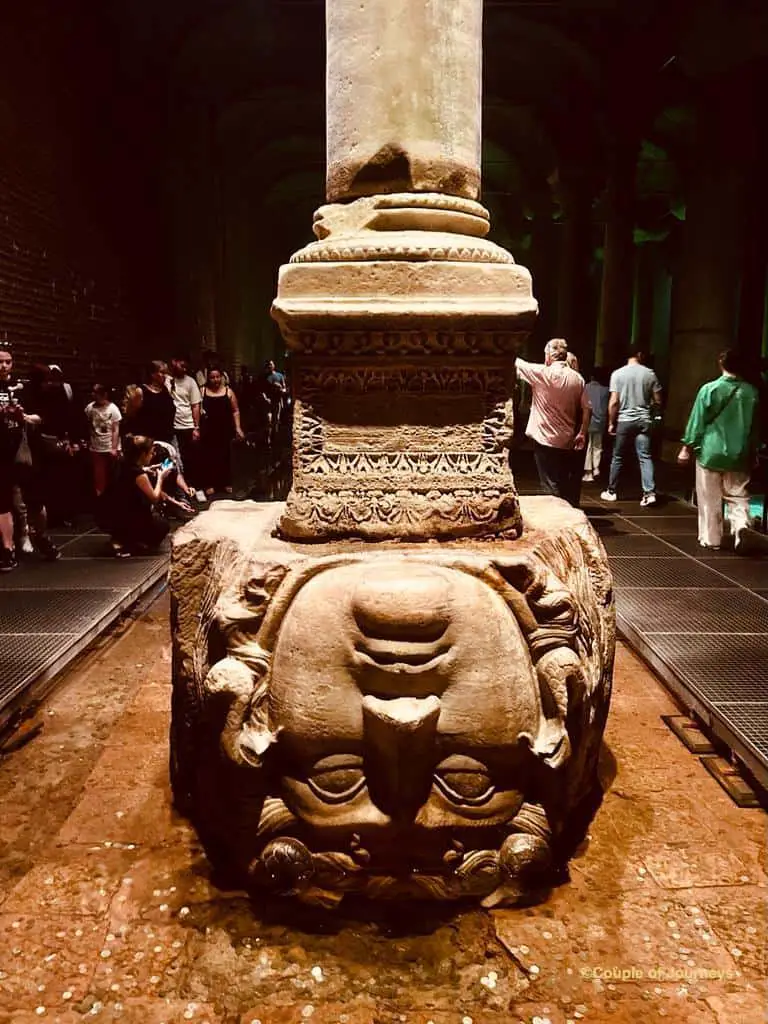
[170, 497, 614, 909]
[271, 196, 538, 543]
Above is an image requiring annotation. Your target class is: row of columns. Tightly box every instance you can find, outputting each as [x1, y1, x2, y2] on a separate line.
[667, 69, 763, 436]
[176, 4, 766, 453]
[550, 66, 766, 440]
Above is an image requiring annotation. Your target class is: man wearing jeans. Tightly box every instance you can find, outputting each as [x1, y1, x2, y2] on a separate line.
[516, 338, 590, 507]
[601, 348, 662, 506]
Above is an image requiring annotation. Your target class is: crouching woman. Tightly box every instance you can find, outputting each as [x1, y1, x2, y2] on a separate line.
[98, 434, 171, 557]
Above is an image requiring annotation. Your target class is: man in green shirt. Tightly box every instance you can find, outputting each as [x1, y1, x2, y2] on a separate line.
[677, 349, 760, 551]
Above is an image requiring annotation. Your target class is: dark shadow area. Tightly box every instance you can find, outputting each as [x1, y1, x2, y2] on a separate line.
[0, 0, 766, 430]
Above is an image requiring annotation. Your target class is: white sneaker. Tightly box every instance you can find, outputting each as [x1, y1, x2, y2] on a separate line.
[582, 473, 594, 483]
[19, 535, 34, 555]
[640, 493, 657, 507]
[734, 527, 758, 554]
[600, 490, 617, 502]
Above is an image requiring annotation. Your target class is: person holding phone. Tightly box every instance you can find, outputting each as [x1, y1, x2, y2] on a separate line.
[147, 440, 197, 521]
[97, 434, 171, 556]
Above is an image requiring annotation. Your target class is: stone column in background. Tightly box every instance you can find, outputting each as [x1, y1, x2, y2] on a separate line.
[596, 140, 638, 370]
[557, 171, 596, 363]
[666, 79, 749, 439]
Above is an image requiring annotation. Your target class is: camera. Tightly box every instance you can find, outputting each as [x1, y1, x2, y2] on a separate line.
[0, 382, 24, 423]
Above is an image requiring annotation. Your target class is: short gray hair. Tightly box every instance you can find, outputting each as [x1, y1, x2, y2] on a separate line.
[545, 338, 568, 361]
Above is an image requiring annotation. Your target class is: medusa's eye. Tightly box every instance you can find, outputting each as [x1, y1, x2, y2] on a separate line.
[307, 754, 366, 803]
[434, 755, 495, 805]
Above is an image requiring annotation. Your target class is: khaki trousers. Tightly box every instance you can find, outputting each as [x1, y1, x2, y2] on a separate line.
[584, 432, 603, 477]
[695, 462, 750, 548]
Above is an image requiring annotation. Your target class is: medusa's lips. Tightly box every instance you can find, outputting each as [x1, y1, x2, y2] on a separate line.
[350, 563, 454, 692]
[355, 636, 450, 673]
[353, 638, 451, 699]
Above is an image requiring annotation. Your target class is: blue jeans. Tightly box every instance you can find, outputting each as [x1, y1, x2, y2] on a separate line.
[608, 421, 655, 495]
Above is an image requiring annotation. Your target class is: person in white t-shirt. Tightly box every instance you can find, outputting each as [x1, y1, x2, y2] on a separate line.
[85, 384, 122, 496]
[169, 356, 203, 501]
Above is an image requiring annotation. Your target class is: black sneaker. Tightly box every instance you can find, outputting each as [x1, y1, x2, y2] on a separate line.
[34, 536, 61, 562]
[0, 547, 18, 572]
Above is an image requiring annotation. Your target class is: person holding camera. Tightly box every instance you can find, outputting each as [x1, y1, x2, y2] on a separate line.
[0, 345, 60, 571]
[97, 434, 171, 557]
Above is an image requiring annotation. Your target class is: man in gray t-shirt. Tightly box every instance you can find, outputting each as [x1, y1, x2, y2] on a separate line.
[601, 349, 662, 506]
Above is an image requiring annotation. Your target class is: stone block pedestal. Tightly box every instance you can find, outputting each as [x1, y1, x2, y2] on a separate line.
[170, 497, 614, 908]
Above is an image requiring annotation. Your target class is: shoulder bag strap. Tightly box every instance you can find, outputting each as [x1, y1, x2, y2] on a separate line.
[704, 381, 739, 429]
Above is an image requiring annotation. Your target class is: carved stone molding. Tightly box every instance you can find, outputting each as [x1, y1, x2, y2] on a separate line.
[279, 484, 522, 542]
[296, 365, 509, 396]
[285, 194, 506, 265]
[290, 238, 514, 264]
[284, 330, 530, 357]
[308, 193, 493, 245]
[280, 359, 518, 541]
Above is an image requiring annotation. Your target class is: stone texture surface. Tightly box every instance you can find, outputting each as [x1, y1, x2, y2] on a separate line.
[271, 244, 536, 541]
[169, 497, 614, 907]
[326, 0, 483, 202]
[0, 592, 764, 1023]
[270, 355, 526, 542]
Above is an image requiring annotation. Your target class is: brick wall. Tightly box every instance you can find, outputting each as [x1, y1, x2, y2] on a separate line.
[0, 3, 143, 397]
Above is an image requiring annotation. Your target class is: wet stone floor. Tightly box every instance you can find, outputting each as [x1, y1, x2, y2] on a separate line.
[0, 594, 765, 1024]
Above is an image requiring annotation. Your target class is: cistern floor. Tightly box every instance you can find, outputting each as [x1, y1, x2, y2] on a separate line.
[0, 520, 168, 729]
[0, 593, 764, 1024]
[580, 486, 768, 789]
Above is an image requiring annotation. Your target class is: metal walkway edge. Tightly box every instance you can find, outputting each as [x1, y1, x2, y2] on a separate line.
[584, 491, 768, 790]
[0, 522, 169, 730]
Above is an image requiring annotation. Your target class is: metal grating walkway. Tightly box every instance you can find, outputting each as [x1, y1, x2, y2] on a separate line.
[0, 522, 168, 728]
[583, 491, 768, 789]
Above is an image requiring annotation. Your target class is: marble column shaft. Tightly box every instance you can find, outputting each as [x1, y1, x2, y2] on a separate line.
[326, 0, 483, 202]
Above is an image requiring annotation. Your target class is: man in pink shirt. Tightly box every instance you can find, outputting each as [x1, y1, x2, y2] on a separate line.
[515, 338, 591, 507]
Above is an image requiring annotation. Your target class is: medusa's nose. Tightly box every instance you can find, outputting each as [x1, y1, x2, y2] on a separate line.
[362, 694, 440, 821]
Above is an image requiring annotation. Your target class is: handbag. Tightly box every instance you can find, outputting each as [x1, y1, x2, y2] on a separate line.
[14, 426, 33, 466]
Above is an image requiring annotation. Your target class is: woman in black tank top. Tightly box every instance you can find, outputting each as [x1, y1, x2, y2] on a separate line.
[199, 366, 243, 495]
[137, 361, 175, 444]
